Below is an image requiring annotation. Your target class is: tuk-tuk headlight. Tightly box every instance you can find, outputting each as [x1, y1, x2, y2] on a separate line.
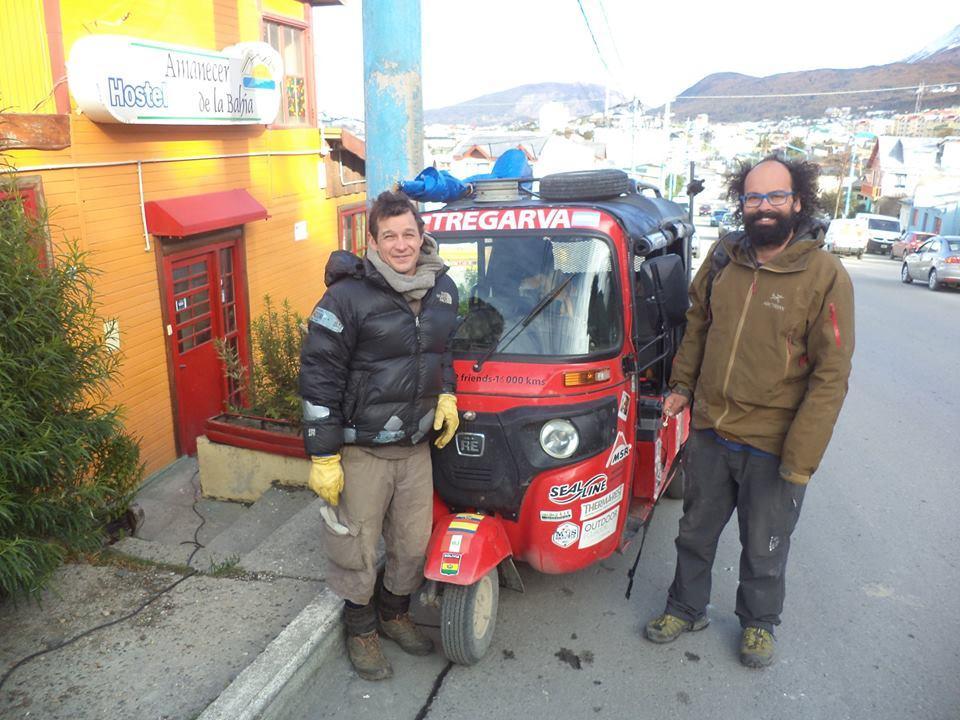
[540, 419, 579, 459]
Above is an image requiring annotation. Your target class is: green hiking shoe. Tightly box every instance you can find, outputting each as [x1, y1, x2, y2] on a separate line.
[644, 612, 710, 644]
[346, 630, 394, 681]
[379, 612, 434, 656]
[740, 627, 775, 668]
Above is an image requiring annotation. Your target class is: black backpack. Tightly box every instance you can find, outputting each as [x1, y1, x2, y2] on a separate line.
[705, 232, 740, 311]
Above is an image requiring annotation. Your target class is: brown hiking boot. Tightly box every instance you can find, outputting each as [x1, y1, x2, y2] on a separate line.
[644, 612, 710, 644]
[739, 627, 775, 668]
[379, 612, 434, 656]
[346, 630, 393, 681]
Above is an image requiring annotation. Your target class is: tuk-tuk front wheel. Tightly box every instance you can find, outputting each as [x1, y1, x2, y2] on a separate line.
[440, 569, 499, 665]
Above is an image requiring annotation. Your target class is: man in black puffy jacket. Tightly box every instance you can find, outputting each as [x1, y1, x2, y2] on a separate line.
[299, 191, 459, 681]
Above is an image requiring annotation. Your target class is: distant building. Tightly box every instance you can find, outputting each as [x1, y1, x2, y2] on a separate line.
[445, 132, 606, 177]
[448, 135, 546, 177]
[539, 103, 571, 134]
[899, 136, 960, 236]
[860, 136, 941, 208]
[892, 107, 960, 137]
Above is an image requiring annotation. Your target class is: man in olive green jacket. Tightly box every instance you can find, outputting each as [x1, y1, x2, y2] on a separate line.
[645, 156, 854, 668]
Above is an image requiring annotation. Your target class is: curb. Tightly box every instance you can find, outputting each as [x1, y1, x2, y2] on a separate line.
[198, 588, 343, 720]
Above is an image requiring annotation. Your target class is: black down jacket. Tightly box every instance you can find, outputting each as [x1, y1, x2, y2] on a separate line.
[299, 250, 459, 456]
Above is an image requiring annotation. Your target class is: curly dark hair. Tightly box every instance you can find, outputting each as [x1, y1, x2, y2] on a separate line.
[368, 190, 424, 239]
[726, 154, 821, 226]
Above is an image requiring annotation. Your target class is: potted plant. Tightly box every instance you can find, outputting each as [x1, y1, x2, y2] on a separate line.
[205, 295, 306, 458]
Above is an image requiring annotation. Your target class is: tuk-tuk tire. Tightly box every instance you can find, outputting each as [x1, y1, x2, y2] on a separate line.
[440, 569, 499, 665]
[538, 169, 632, 201]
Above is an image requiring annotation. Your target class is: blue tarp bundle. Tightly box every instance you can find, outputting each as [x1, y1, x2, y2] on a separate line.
[399, 148, 533, 203]
[398, 167, 468, 203]
[464, 148, 532, 183]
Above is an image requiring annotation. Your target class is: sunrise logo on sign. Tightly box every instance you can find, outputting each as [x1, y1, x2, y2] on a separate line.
[242, 62, 277, 90]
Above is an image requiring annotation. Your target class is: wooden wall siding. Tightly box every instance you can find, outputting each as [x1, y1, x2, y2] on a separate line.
[59, 3, 233, 59]
[58, 0, 302, 61]
[10, 147, 360, 475]
[324, 146, 366, 197]
[0, 0, 56, 114]
[4, 0, 309, 119]
[3, 3, 362, 477]
[260, 0, 309, 21]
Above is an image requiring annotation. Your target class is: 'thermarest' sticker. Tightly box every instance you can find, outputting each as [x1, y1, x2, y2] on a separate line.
[580, 484, 624, 521]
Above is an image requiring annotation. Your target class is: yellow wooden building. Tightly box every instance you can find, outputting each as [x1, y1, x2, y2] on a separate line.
[1, 0, 367, 477]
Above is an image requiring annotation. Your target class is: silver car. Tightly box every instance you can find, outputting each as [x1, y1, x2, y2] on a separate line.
[900, 235, 960, 291]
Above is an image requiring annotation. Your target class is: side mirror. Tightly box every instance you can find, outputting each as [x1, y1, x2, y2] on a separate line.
[637, 254, 689, 334]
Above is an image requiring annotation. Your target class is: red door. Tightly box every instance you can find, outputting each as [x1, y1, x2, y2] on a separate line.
[163, 239, 248, 455]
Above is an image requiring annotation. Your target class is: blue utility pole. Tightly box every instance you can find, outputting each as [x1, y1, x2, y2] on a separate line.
[362, 0, 423, 202]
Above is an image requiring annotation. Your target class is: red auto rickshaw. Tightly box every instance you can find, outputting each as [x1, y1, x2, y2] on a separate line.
[420, 169, 694, 664]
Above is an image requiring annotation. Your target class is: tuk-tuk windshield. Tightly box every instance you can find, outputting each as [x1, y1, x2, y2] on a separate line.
[437, 234, 621, 357]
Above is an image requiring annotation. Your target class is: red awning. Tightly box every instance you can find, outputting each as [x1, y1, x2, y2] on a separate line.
[144, 189, 268, 238]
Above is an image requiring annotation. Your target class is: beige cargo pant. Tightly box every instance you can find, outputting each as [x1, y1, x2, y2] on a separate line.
[321, 443, 433, 605]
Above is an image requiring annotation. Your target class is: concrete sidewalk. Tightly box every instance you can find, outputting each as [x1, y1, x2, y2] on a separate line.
[0, 458, 346, 720]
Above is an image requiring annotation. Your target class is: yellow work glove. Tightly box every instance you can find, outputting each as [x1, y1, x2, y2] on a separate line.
[433, 393, 459, 449]
[308, 454, 344, 506]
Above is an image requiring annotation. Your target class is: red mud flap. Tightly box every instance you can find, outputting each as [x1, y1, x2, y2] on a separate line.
[424, 513, 512, 586]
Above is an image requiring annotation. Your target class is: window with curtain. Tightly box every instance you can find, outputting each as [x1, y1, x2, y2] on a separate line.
[263, 19, 309, 126]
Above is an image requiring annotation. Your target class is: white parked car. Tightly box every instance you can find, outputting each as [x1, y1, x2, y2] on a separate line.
[824, 218, 867, 259]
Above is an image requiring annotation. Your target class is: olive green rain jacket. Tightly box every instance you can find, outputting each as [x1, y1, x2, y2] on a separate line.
[670, 223, 855, 484]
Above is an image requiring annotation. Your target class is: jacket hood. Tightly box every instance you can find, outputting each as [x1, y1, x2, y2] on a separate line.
[724, 218, 827, 273]
[323, 250, 366, 287]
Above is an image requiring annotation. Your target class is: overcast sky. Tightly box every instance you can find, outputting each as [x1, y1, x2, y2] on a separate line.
[314, 1, 960, 119]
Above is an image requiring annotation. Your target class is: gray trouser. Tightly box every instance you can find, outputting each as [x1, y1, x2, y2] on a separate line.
[321, 443, 433, 605]
[666, 429, 806, 633]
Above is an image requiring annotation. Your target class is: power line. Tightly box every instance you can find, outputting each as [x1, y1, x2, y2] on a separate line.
[430, 96, 610, 109]
[424, 81, 960, 112]
[595, 0, 625, 76]
[576, 0, 611, 75]
[675, 82, 960, 101]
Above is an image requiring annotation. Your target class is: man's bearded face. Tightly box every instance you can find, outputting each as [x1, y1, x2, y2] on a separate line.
[744, 206, 797, 248]
[741, 161, 802, 249]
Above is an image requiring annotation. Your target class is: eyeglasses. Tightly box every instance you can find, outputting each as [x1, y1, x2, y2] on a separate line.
[740, 191, 795, 208]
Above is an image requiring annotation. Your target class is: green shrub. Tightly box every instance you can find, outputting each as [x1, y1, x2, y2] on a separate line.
[0, 174, 142, 597]
[217, 295, 303, 422]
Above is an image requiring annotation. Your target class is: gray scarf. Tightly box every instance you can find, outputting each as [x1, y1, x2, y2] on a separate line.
[366, 234, 445, 301]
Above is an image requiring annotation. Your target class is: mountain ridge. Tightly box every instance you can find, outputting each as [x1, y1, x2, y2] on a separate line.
[425, 26, 960, 125]
[425, 82, 623, 127]
[668, 51, 960, 121]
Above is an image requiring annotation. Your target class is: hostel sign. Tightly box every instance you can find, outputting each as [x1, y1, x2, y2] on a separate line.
[67, 35, 283, 125]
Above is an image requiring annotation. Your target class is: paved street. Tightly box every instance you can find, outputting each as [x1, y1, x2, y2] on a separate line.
[281, 235, 960, 720]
